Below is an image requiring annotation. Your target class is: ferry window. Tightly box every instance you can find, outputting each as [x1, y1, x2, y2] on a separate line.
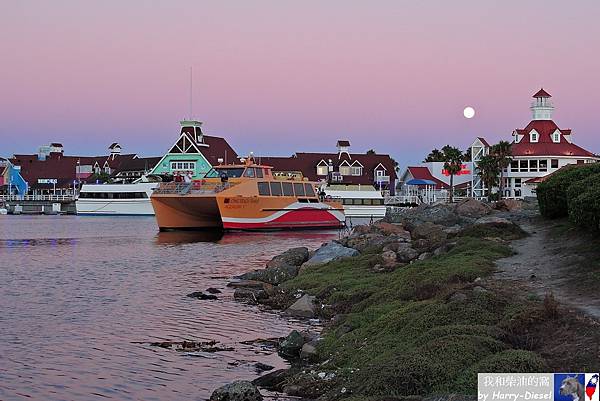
[218, 168, 245, 178]
[304, 184, 316, 196]
[293, 183, 305, 196]
[282, 182, 294, 196]
[244, 168, 255, 178]
[343, 199, 352, 205]
[258, 182, 270, 196]
[363, 199, 373, 205]
[539, 160, 548, 172]
[309, 198, 319, 203]
[353, 199, 362, 205]
[298, 198, 309, 203]
[255, 168, 263, 178]
[270, 182, 283, 196]
[551, 159, 559, 168]
[373, 199, 384, 205]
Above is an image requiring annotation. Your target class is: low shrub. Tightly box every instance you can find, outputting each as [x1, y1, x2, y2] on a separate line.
[566, 173, 600, 231]
[536, 163, 600, 218]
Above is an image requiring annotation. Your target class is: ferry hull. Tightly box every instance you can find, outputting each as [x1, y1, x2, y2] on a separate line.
[151, 195, 223, 230]
[221, 207, 344, 230]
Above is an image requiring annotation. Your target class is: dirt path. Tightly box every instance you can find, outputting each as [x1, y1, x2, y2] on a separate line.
[495, 217, 600, 320]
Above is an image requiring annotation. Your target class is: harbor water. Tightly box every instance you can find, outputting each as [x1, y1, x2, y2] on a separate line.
[0, 216, 338, 400]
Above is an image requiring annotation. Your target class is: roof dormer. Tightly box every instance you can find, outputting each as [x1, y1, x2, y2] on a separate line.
[551, 129, 561, 143]
[529, 129, 539, 143]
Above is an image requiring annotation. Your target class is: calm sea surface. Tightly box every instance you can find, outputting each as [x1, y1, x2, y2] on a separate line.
[0, 216, 338, 401]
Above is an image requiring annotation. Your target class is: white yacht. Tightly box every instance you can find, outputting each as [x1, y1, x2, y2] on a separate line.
[76, 182, 157, 215]
[322, 185, 387, 219]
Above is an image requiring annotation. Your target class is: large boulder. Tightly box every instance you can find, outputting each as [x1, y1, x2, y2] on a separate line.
[253, 369, 293, 391]
[411, 222, 448, 252]
[209, 380, 263, 401]
[454, 198, 492, 218]
[284, 294, 317, 318]
[494, 199, 523, 212]
[388, 203, 462, 228]
[341, 233, 399, 253]
[239, 264, 300, 285]
[394, 243, 420, 263]
[302, 242, 359, 267]
[371, 221, 409, 236]
[279, 330, 305, 358]
[266, 247, 309, 268]
[474, 216, 513, 226]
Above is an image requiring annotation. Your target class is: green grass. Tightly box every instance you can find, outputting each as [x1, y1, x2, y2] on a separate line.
[282, 229, 549, 399]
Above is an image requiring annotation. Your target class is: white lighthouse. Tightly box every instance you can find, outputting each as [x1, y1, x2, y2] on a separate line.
[530, 88, 554, 120]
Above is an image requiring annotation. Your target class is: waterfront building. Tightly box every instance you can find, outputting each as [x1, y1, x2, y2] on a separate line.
[10, 143, 144, 197]
[396, 163, 473, 203]
[472, 89, 599, 198]
[260, 140, 398, 194]
[149, 120, 239, 180]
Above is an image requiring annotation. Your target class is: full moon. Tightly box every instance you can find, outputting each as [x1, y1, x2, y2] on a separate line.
[463, 106, 475, 119]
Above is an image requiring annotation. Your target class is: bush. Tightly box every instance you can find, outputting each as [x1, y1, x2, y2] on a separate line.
[566, 173, 600, 231]
[536, 163, 600, 218]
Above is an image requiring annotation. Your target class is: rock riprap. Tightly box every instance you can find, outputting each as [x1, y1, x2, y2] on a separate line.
[302, 242, 359, 267]
[209, 381, 263, 401]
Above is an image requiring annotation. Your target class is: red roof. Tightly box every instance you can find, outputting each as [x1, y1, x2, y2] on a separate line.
[199, 135, 239, 165]
[533, 88, 552, 98]
[511, 120, 596, 157]
[261, 152, 397, 186]
[406, 166, 449, 189]
[477, 137, 490, 147]
[10, 152, 137, 189]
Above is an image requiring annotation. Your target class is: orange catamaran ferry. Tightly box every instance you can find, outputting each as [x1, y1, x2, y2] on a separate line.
[150, 158, 345, 231]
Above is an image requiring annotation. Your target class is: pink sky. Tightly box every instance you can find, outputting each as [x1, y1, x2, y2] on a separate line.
[1, 0, 599, 166]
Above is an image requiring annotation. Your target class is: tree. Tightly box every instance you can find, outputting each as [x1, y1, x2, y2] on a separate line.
[423, 148, 444, 162]
[476, 154, 500, 198]
[441, 145, 464, 202]
[462, 148, 472, 162]
[366, 149, 376, 155]
[490, 141, 512, 199]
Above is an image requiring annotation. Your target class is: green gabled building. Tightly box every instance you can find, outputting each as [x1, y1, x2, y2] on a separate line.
[151, 120, 239, 179]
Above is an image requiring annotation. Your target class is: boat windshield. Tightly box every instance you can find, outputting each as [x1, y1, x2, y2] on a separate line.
[211, 167, 246, 178]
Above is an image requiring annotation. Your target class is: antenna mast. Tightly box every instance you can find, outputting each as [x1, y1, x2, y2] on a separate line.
[189, 66, 193, 119]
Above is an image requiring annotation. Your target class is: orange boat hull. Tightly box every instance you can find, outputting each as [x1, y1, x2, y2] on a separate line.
[151, 195, 223, 230]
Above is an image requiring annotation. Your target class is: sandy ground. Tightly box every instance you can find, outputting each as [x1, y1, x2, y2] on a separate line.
[496, 217, 600, 320]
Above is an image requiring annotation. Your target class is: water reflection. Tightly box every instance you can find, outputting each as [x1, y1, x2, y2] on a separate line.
[155, 230, 224, 245]
[0, 216, 338, 401]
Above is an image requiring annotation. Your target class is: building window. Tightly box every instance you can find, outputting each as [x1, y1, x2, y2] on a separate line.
[529, 160, 538, 172]
[539, 160, 548, 172]
[530, 132, 539, 142]
[514, 178, 522, 188]
[317, 165, 328, 176]
[351, 166, 362, 176]
[339, 165, 351, 176]
[376, 170, 384, 177]
[551, 159, 559, 169]
[170, 161, 196, 171]
[552, 132, 560, 143]
[519, 160, 528, 172]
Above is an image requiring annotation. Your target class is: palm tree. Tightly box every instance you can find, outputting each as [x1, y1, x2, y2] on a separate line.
[476, 154, 500, 198]
[441, 145, 464, 202]
[423, 148, 444, 162]
[490, 141, 512, 199]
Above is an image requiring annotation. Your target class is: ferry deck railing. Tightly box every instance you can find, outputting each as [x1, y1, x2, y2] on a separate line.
[153, 181, 235, 195]
[0, 194, 76, 202]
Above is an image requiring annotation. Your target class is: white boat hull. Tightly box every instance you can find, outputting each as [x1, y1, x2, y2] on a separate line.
[342, 205, 387, 218]
[76, 199, 154, 215]
[76, 183, 157, 215]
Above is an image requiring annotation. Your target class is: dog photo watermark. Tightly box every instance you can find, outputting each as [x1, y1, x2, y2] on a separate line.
[478, 373, 599, 401]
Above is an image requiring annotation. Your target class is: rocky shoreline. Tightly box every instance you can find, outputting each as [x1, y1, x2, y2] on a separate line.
[207, 198, 596, 401]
